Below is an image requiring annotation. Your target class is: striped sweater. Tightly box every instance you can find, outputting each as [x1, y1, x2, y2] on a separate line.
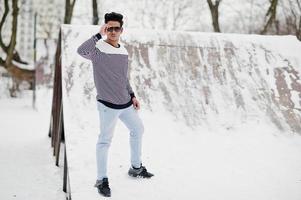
[77, 33, 135, 109]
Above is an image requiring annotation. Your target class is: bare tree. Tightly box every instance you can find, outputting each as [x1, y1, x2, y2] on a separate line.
[292, 0, 301, 40]
[171, 0, 195, 30]
[207, 0, 222, 32]
[54, 0, 77, 63]
[54, 0, 77, 84]
[53, 0, 77, 92]
[92, 0, 99, 25]
[136, 0, 164, 29]
[56, 0, 77, 57]
[64, 0, 76, 24]
[0, 0, 34, 97]
[297, 0, 301, 40]
[132, 0, 197, 30]
[249, 0, 254, 33]
[274, 0, 301, 38]
[261, 0, 279, 34]
[38, 3, 63, 39]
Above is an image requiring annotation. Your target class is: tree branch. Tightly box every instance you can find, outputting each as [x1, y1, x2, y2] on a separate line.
[207, 0, 213, 8]
[216, 0, 222, 6]
[6, 0, 19, 65]
[92, 0, 99, 25]
[0, 0, 9, 52]
[261, 0, 278, 34]
[64, 0, 77, 24]
[207, 0, 222, 32]
[296, 0, 301, 11]
[13, 51, 28, 64]
[0, 56, 5, 66]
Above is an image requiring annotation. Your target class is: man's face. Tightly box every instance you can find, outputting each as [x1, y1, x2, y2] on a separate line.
[105, 21, 123, 42]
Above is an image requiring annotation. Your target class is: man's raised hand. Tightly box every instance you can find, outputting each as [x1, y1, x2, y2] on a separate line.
[100, 24, 108, 37]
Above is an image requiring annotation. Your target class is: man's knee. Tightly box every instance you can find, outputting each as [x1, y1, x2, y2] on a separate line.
[96, 139, 112, 148]
[130, 122, 144, 137]
[97, 133, 113, 147]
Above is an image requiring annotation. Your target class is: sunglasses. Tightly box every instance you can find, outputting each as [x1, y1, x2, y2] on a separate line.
[106, 26, 122, 32]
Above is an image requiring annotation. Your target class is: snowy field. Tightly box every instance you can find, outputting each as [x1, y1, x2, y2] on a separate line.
[64, 101, 301, 200]
[1, 88, 301, 200]
[59, 25, 301, 199]
[1, 25, 301, 200]
[0, 89, 66, 200]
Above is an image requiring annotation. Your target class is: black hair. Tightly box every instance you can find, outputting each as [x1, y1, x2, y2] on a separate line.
[104, 12, 124, 27]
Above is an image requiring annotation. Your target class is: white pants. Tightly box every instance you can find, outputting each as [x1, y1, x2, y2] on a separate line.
[96, 102, 144, 180]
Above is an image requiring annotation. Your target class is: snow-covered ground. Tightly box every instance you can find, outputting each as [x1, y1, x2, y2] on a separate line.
[65, 103, 301, 200]
[1, 25, 301, 200]
[58, 25, 301, 199]
[1, 88, 301, 200]
[0, 89, 66, 200]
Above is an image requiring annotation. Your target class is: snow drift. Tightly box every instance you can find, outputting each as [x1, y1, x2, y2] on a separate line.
[61, 25, 301, 133]
[58, 24, 301, 200]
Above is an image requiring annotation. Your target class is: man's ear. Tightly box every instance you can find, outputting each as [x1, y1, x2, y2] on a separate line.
[120, 27, 123, 34]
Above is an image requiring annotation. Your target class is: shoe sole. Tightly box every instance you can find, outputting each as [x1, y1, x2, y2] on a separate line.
[97, 188, 111, 197]
[128, 172, 154, 178]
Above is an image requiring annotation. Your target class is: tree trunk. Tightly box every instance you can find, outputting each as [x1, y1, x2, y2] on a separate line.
[207, 0, 222, 32]
[0, 0, 28, 64]
[64, 0, 77, 24]
[55, 0, 76, 85]
[57, 0, 76, 83]
[92, 0, 99, 25]
[296, 0, 301, 41]
[6, 0, 18, 65]
[0, 0, 9, 52]
[0, 0, 35, 97]
[261, 0, 278, 34]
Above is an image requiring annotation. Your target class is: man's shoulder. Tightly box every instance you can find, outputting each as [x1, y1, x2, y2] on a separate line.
[96, 40, 128, 56]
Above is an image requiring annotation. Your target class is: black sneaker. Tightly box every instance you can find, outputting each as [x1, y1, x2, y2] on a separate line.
[128, 165, 154, 178]
[94, 178, 111, 197]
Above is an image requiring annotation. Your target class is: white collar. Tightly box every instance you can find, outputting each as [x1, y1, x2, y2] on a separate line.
[96, 40, 128, 55]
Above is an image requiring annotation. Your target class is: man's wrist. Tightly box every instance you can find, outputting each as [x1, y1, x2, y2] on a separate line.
[130, 93, 136, 99]
[94, 33, 102, 40]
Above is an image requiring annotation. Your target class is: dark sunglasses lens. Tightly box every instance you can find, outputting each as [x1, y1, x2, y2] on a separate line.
[114, 27, 121, 32]
[107, 27, 121, 32]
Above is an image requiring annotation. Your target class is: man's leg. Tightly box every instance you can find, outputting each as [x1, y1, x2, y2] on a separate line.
[96, 102, 120, 180]
[119, 105, 144, 168]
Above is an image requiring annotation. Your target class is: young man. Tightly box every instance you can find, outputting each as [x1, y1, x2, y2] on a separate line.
[77, 12, 154, 197]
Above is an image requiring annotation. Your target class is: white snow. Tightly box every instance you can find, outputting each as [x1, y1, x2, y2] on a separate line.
[64, 104, 301, 200]
[0, 89, 66, 200]
[58, 25, 301, 200]
[1, 23, 301, 200]
[1, 87, 301, 200]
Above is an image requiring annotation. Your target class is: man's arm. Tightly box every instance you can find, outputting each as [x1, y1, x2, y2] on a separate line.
[77, 24, 107, 60]
[77, 33, 102, 60]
